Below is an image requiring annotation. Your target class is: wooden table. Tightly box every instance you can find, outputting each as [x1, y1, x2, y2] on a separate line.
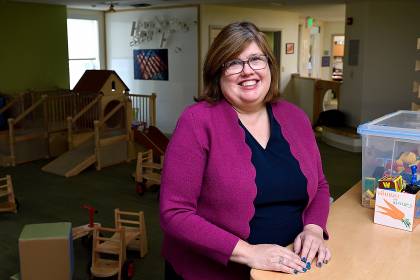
[251, 182, 420, 280]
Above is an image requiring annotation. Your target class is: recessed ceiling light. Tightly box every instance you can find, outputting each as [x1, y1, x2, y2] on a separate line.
[270, 2, 284, 6]
[131, 3, 151, 8]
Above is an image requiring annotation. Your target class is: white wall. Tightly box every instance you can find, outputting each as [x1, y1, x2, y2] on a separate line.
[200, 5, 300, 96]
[105, 7, 198, 134]
[340, 1, 420, 126]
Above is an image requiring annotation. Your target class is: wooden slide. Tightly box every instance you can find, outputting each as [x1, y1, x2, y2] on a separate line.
[42, 139, 96, 178]
[133, 126, 169, 161]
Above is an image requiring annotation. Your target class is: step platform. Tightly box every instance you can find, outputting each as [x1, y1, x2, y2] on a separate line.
[320, 126, 361, 153]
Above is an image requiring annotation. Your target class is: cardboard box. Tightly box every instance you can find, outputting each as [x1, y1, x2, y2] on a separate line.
[374, 188, 420, 231]
[19, 222, 73, 280]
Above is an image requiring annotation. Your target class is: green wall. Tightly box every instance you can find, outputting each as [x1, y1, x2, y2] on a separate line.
[0, 1, 69, 94]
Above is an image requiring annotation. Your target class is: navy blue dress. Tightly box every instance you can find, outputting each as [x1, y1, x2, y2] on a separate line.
[240, 104, 308, 246]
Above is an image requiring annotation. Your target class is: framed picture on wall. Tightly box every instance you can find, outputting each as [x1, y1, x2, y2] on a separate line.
[285, 43, 294, 54]
[134, 49, 169, 80]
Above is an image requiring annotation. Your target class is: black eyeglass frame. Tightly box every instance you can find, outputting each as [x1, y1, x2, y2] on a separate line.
[222, 55, 269, 75]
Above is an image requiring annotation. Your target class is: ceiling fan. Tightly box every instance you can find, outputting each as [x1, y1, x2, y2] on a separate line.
[106, 0, 116, 12]
[102, 0, 152, 11]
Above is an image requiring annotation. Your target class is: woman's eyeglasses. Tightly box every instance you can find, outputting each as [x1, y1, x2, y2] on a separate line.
[222, 55, 268, 75]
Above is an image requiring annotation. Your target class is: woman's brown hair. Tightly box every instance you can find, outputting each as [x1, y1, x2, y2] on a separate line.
[199, 21, 280, 103]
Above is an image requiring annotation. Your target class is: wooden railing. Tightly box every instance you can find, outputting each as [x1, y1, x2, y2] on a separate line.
[0, 94, 22, 116]
[0, 93, 27, 129]
[1, 90, 158, 167]
[67, 95, 101, 150]
[47, 93, 78, 132]
[7, 95, 48, 166]
[127, 93, 156, 127]
[94, 97, 130, 170]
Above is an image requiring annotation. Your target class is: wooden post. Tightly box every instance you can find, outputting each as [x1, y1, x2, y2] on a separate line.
[8, 118, 15, 167]
[7, 175, 17, 213]
[139, 211, 148, 257]
[19, 94, 24, 116]
[94, 120, 101, 170]
[43, 96, 50, 159]
[67, 117, 73, 150]
[126, 98, 131, 162]
[98, 95, 103, 124]
[149, 93, 157, 127]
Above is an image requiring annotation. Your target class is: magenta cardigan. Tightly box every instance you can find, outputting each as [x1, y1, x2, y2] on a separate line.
[159, 99, 330, 280]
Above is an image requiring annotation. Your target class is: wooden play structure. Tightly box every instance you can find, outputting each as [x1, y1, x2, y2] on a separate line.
[90, 209, 147, 280]
[291, 74, 341, 125]
[0, 70, 162, 177]
[313, 79, 341, 123]
[134, 149, 163, 194]
[72, 205, 101, 241]
[114, 208, 148, 258]
[133, 125, 169, 162]
[0, 175, 17, 213]
[91, 226, 127, 280]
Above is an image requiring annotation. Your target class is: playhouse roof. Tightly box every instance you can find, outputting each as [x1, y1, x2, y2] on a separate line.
[73, 70, 129, 93]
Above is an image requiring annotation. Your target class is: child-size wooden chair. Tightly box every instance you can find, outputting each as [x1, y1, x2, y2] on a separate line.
[114, 208, 148, 258]
[0, 175, 17, 213]
[90, 226, 126, 280]
[134, 149, 163, 194]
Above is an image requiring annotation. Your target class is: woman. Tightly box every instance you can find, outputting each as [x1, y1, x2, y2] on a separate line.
[160, 21, 331, 280]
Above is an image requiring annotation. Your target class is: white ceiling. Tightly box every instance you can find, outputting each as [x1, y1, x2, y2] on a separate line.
[10, 0, 346, 21]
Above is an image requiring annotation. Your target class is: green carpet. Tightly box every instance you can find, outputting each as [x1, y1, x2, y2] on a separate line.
[0, 160, 163, 280]
[0, 139, 361, 280]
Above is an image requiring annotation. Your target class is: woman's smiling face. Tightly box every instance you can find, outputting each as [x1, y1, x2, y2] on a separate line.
[219, 41, 271, 112]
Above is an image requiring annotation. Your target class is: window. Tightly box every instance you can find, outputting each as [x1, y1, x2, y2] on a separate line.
[67, 19, 100, 89]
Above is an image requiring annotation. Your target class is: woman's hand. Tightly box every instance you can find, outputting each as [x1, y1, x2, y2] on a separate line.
[231, 240, 307, 274]
[293, 224, 332, 268]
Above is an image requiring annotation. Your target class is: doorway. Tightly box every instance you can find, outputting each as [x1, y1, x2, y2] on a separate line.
[263, 30, 282, 90]
[331, 35, 345, 81]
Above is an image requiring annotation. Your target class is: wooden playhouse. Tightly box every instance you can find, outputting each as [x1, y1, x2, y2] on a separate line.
[0, 70, 158, 177]
[42, 70, 133, 177]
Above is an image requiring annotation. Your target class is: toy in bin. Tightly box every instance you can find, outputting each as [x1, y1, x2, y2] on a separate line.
[378, 175, 404, 192]
[362, 177, 377, 208]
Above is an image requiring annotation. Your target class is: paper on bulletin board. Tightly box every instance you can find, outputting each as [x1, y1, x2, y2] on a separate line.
[321, 56, 330, 67]
[374, 188, 417, 231]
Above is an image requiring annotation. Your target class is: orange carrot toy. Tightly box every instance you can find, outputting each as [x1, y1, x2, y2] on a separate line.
[377, 199, 411, 228]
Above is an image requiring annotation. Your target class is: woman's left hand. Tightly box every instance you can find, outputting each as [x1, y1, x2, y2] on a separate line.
[293, 224, 331, 268]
